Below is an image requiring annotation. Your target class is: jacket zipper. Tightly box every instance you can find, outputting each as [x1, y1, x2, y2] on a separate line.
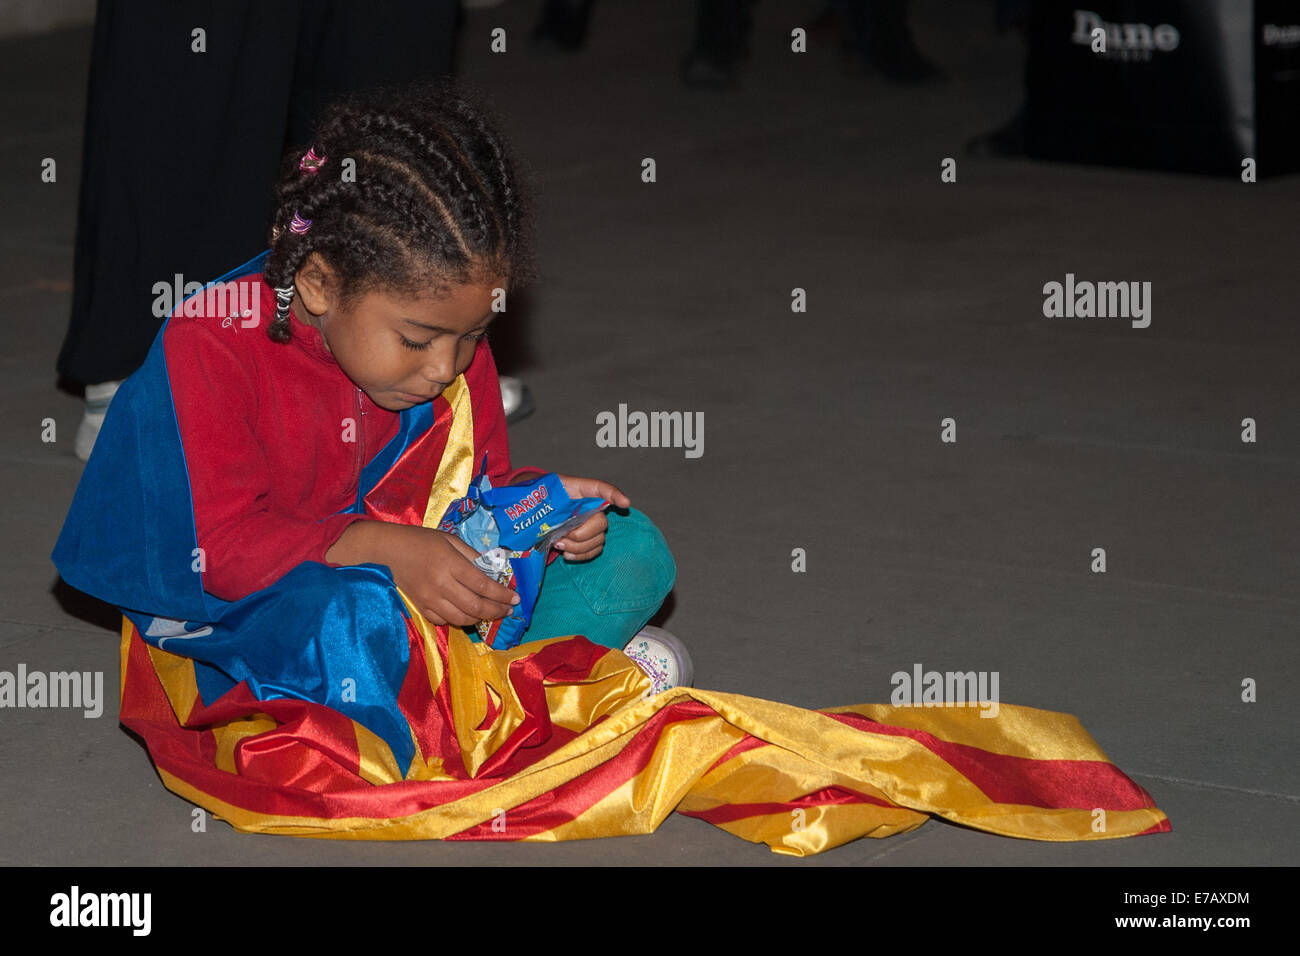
[354, 386, 366, 489]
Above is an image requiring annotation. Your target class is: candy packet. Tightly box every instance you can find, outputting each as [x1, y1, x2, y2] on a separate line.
[436, 454, 608, 648]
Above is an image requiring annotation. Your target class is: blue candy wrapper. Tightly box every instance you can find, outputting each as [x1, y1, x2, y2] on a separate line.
[437, 454, 608, 648]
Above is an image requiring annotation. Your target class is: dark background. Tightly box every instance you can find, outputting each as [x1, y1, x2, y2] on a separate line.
[1, 0, 1296, 865]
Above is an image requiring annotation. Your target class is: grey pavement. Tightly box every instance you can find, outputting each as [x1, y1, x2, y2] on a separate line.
[0, 0, 1296, 866]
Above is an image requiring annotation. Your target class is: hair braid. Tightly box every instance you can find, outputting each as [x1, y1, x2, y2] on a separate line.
[442, 95, 522, 266]
[261, 80, 535, 343]
[366, 113, 492, 252]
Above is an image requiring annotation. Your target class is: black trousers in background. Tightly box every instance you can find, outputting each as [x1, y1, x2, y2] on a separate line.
[58, 0, 458, 386]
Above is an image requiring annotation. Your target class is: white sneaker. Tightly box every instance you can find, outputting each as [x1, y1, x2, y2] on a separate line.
[74, 381, 121, 462]
[622, 626, 694, 697]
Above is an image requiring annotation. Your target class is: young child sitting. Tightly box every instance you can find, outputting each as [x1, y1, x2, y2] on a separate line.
[55, 82, 692, 724]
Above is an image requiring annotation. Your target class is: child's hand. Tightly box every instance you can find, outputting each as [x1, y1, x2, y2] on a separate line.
[420, 530, 520, 627]
[552, 475, 631, 562]
[384, 525, 521, 627]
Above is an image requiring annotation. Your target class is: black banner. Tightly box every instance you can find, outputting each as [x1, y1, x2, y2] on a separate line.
[1026, 2, 1299, 176]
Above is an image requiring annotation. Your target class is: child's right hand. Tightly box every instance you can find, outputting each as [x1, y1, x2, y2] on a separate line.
[383, 525, 521, 628]
[326, 520, 521, 627]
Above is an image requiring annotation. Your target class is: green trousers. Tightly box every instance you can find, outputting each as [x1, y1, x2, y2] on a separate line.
[466, 507, 676, 650]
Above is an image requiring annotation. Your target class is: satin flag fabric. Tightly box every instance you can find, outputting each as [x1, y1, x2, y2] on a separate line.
[55, 253, 1170, 855]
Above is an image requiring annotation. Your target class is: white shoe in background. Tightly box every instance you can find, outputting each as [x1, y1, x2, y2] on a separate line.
[499, 375, 535, 424]
[74, 380, 121, 462]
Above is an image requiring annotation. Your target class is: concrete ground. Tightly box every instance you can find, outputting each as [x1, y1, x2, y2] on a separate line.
[1, 0, 1296, 866]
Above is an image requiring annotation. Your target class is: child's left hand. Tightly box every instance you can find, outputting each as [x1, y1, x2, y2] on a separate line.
[552, 474, 631, 562]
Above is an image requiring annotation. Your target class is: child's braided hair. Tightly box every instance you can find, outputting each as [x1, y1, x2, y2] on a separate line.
[263, 80, 537, 343]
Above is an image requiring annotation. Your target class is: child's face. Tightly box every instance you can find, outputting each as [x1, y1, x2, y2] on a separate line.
[294, 256, 503, 412]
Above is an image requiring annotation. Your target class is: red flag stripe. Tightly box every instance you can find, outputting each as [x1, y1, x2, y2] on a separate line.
[679, 786, 899, 825]
[825, 711, 1159, 811]
[446, 699, 723, 840]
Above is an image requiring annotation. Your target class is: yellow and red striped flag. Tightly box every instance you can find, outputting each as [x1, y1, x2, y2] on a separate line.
[120, 605, 1169, 855]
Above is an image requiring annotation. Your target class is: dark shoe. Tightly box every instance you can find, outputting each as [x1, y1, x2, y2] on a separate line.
[680, 49, 739, 90]
[865, 40, 947, 84]
[530, 0, 594, 52]
[965, 108, 1026, 157]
